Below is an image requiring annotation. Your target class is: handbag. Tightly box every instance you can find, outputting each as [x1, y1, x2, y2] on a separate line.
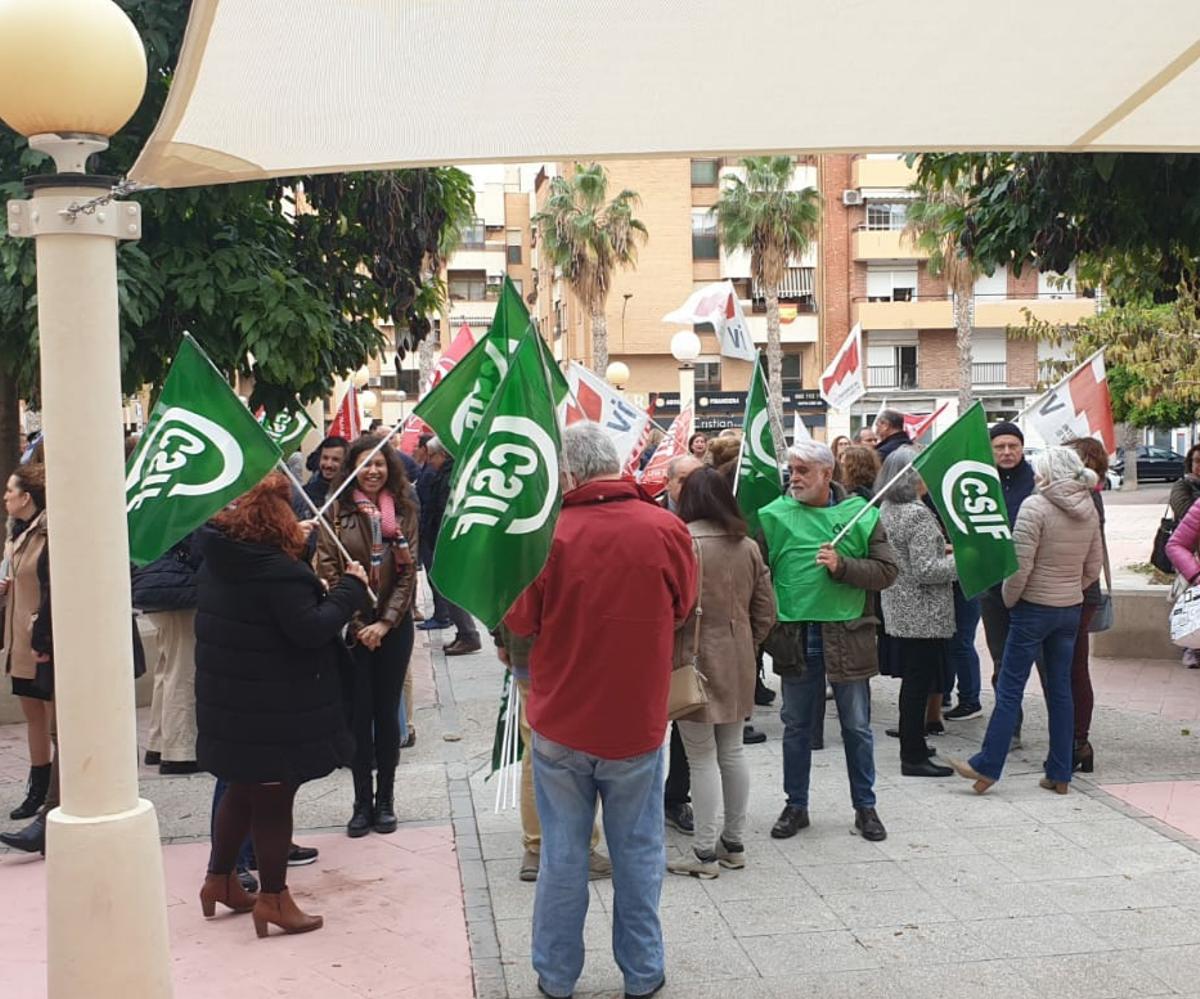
[1088, 532, 1114, 634]
[668, 540, 709, 720]
[1150, 502, 1177, 575]
[1170, 584, 1200, 648]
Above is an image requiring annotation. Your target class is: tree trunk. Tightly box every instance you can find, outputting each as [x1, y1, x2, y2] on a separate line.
[764, 286, 787, 463]
[590, 308, 608, 377]
[418, 335, 437, 397]
[1120, 422, 1140, 491]
[953, 287, 974, 415]
[0, 369, 21, 484]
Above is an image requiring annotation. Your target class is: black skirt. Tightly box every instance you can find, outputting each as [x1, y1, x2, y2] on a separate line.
[11, 675, 52, 701]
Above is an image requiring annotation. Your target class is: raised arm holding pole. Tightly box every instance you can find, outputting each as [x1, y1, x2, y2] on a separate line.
[314, 416, 407, 520]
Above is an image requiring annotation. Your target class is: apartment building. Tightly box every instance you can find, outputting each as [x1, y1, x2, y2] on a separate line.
[821, 153, 1099, 437]
[532, 158, 827, 433]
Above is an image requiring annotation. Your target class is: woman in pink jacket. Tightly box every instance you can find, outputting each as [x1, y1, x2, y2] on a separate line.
[1166, 498, 1200, 584]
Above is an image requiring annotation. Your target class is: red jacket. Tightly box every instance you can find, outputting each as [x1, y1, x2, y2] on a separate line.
[506, 477, 697, 759]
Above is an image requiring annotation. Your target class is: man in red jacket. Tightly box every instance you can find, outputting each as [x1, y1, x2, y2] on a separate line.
[506, 422, 696, 999]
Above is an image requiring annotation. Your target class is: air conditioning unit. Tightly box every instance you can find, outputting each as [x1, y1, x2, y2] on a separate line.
[842, 190, 864, 206]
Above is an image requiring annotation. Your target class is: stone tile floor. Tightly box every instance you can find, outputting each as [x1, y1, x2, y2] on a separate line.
[3, 582, 1200, 998]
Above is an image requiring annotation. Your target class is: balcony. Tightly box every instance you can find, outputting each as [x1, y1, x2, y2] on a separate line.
[868, 364, 919, 390]
[972, 362, 1007, 385]
[852, 227, 925, 261]
[851, 158, 917, 190]
[855, 298, 952, 330]
[975, 295, 1099, 327]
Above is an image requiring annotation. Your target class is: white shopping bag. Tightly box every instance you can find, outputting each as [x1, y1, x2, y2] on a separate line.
[1169, 586, 1200, 648]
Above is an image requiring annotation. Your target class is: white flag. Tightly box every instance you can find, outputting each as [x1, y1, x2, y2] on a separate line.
[819, 324, 866, 411]
[663, 280, 757, 362]
[1025, 350, 1116, 454]
[560, 362, 652, 467]
[792, 411, 811, 442]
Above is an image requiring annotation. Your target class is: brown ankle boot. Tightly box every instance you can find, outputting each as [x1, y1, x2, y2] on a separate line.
[200, 872, 257, 917]
[252, 888, 323, 938]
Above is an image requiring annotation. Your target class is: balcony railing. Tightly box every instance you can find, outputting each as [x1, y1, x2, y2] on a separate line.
[972, 362, 1007, 384]
[868, 365, 918, 390]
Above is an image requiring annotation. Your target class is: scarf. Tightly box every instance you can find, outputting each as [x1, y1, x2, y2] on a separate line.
[352, 489, 413, 588]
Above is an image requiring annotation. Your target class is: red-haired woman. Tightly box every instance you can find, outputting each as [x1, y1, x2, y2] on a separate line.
[195, 473, 369, 937]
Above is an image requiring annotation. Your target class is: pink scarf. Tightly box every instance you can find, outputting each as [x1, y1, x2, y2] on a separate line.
[352, 489, 412, 587]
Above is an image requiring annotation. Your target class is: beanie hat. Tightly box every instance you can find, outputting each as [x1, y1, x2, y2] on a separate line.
[989, 420, 1024, 443]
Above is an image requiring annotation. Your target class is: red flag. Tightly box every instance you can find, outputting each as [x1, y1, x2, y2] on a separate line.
[329, 385, 362, 440]
[905, 402, 950, 442]
[818, 323, 866, 410]
[639, 405, 693, 498]
[426, 322, 477, 395]
[623, 400, 658, 477]
[1027, 350, 1116, 453]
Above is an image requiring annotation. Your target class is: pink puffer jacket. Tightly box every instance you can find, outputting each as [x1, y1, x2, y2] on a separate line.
[1167, 499, 1200, 583]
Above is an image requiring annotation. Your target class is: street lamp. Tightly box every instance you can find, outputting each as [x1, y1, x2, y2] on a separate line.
[0, 1, 173, 997]
[605, 361, 630, 391]
[670, 329, 701, 413]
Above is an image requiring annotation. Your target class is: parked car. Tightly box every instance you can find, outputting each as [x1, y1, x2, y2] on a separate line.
[1110, 445, 1185, 483]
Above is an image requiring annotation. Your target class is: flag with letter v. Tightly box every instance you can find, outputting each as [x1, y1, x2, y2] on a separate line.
[126, 335, 281, 565]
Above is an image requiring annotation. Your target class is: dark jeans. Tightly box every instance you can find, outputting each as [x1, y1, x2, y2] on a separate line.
[896, 637, 946, 763]
[1072, 604, 1098, 743]
[947, 584, 982, 708]
[970, 601, 1080, 784]
[420, 542, 452, 623]
[664, 721, 691, 808]
[350, 614, 415, 774]
[980, 588, 1025, 735]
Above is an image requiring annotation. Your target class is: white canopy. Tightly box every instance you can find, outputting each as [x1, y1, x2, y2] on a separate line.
[129, 0, 1200, 189]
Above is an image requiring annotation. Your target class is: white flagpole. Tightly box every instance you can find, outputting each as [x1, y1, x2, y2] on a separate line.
[494, 675, 518, 813]
[314, 416, 408, 519]
[509, 681, 522, 810]
[827, 454, 920, 549]
[277, 461, 379, 604]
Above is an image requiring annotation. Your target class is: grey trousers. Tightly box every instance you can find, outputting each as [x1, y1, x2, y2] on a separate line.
[676, 720, 749, 857]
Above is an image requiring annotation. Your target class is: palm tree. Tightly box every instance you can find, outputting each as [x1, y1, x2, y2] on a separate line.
[713, 157, 820, 426]
[905, 177, 983, 415]
[532, 163, 648, 374]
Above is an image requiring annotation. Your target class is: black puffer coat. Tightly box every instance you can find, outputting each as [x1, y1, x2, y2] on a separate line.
[194, 527, 368, 785]
[131, 534, 202, 612]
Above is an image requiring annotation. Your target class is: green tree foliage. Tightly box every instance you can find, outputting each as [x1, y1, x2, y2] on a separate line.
[0, 0, 474, 428]
[532, 163, 647, 375]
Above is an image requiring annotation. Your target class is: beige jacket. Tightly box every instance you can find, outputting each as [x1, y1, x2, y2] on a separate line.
[1002, 479, 1102, 608]
[1, 512, 47, 682]
[672, 521, 776, 725]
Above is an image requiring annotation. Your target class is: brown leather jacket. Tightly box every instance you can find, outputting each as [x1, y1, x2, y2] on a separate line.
[315, 493, 419, 633]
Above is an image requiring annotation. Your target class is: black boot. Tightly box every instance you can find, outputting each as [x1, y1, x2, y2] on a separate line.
[9, 764, 51, 821]
[374, 769, 398, 834]
[0, 814, 46, 855]
[346, 769, 374, 839]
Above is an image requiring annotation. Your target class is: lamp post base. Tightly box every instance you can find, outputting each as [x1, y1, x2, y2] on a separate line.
[47, 799, 173, 998]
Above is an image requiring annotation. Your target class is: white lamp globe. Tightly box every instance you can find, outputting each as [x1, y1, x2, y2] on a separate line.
[605, 361, 631, 387]
[670, 330, 702, 363]
[359, 390, 378, 411]
[0, 0, 148, 139]
[352, 366, 371, 389]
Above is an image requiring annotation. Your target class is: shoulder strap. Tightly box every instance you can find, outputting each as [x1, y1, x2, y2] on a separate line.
[691, 538, 703, 663]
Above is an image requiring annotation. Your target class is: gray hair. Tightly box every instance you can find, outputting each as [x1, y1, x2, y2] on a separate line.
[562, 422, 620, 483]
[667, 454, 702, 479]
[877, 408, 905, 432]
[1032, 446, 1098, 490]
[876, 445, 923, 503]
[786, 440, 835, 468]
[426, 436, 448, 457]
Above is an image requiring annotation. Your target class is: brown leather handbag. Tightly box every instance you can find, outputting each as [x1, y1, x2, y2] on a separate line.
[668, 540, 709, 720]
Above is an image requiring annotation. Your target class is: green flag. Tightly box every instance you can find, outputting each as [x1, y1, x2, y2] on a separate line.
[126, 335, 282, 565]
[914, 401, 1019, 598]
[415, 277, 567, 456]
[735, 361, 783, 535]
[258, 404, 316, 455]
[430, 328, 562, 630]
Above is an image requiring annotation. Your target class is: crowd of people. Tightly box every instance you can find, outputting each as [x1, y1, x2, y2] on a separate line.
[0, 404, 1113, 995]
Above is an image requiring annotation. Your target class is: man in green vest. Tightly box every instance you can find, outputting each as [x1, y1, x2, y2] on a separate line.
[760, 440, 898, 843]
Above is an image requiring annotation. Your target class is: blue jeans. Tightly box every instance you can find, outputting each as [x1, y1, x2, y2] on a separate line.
[947, 584, 982, 708]
[780, 655, 876, 810]
[970, 601, 1080, 784]
[531, 734, 665, 998]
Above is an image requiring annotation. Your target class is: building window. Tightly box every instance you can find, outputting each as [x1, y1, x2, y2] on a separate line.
[553, 301, 565, 341]
[865, 203, 908, 231]
[782, 354, 802, 393]
[866, 264, 918, 303]
[695, 361, 721, 392]
[506, 228, 522, 265]
[692, 211, 719, 260]
[510, 278, 524, 299]
[459, 219, 485, 250]
[381, 370, 421, 395]
[691, 159, 720, 187]
[448, 270, 487, 302]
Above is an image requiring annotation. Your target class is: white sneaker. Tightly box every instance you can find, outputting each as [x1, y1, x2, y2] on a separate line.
[717, 838, 745, 870]
[667, 852, 719, 879]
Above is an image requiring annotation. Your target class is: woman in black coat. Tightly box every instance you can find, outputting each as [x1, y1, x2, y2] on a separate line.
[195, 473, 369, 938]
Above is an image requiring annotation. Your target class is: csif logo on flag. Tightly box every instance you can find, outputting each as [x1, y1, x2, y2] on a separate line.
[449, 337, 516, 447]
[126, 407, 244, 512]
[448, 416, 559, 540]
[940, 460, 1012, 541]
[744, 408, 774, 472]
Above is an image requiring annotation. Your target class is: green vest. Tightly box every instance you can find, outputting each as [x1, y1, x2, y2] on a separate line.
[760, 494, 880, 623]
